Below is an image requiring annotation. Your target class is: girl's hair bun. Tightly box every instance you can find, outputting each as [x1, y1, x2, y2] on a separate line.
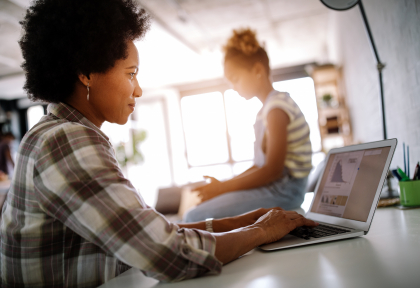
[223, 27, 270, 74]
[223, 28, 260, 56]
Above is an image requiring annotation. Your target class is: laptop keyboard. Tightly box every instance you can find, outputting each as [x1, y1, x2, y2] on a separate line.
[289, 224, 351, 240]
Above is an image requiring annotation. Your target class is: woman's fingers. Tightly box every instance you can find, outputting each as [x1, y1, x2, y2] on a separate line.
[302, 218, 319, 227]
[283, 211, 318, 226]
[285, 213, 303, 221]
[294, 217, 318, 227]
[254, 209, 319, 244]
[283, 210, 300, 215]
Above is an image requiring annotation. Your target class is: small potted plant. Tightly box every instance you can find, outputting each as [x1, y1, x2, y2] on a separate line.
[322, 94, 333, 106]
[320, 93, 339, 108]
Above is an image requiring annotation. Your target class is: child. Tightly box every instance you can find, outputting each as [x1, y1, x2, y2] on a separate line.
[184, 28, 312, 222]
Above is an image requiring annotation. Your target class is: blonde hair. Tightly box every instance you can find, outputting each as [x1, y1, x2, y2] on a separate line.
[223, 28, 270, 73]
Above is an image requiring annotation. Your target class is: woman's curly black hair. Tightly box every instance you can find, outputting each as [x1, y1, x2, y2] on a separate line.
[19, 0, 150, 103]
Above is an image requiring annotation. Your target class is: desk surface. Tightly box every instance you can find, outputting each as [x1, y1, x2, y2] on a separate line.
[99, 207, 420, 288]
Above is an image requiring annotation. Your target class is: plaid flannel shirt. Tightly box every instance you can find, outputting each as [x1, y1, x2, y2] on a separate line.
[0, 102, 222, 288]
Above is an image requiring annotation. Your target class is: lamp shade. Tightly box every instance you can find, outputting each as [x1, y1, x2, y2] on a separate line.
[320, 0, 360, 11]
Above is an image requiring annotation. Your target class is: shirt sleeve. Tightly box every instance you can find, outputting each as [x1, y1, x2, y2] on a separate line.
[32, 122, 222, 282]
[262, 92, 297, 126]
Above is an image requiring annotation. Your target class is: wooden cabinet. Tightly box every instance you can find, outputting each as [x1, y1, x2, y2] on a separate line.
[310, 65, 353, 152]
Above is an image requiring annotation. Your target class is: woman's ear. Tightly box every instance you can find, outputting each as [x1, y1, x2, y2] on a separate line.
[77, 74, 90, 86]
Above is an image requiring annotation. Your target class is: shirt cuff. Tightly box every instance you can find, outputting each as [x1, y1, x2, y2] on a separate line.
[179, 228, 222, 276]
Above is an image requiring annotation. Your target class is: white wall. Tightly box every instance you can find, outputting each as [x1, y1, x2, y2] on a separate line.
[333, 0, 420, 172]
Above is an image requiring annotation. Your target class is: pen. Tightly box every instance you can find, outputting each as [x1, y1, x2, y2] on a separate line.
[397, 167, 410, 181]
[391, 169, 402, 181]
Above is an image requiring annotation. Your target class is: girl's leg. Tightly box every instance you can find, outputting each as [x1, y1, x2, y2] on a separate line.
[183, 176, 307, 223]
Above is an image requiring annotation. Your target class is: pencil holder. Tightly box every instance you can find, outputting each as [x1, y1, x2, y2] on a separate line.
[399, 180, 420, 206]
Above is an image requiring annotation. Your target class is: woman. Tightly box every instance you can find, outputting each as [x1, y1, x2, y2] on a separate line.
[0, 1, 317, 287]
[184, 29, 312, 222]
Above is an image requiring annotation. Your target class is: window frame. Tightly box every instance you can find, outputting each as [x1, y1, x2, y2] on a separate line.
[176, 64, 316, 178]
[179, 91, 238, 170]
[133, 96, 175, 186]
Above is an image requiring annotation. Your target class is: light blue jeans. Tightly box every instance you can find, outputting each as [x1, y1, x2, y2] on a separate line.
[183, 172, 308, 223]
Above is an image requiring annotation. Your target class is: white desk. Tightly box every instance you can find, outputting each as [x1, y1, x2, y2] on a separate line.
[99, 207, 420, 288]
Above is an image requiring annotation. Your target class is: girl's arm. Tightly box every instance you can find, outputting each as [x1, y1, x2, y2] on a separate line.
[203, 165, 258, 185]
[196, 108, 289, 202]
[233, 165, 258, 179]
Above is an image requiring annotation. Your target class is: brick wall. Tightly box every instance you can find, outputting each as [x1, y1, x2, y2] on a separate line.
[334, 0, 420, 172]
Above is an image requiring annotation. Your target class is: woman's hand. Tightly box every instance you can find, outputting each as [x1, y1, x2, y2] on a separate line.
[213, 207, 284, 232]
[253, 209, 318, 245]
[213, 209, 318, 264]
[195, 176, 223, 203]
[234, 207, 284, 228]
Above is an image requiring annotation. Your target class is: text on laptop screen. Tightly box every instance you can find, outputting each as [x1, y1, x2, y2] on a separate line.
[310, 146, 391, 222]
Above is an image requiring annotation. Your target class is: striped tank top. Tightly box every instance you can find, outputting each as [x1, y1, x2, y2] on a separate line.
[254, 90, 312, 178]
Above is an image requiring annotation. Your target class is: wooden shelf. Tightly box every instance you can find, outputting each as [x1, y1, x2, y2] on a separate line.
[310, 65, 353, 152]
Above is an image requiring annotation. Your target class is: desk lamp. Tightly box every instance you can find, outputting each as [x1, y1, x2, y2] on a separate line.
[320, 0, 387, 140]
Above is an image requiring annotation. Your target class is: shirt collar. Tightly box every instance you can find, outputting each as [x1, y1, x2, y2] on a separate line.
[264, 89, 278, 105]
[47, 102, 110, 141]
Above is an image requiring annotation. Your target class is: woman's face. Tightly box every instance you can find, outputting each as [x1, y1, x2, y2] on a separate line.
[224, 60, 259, 100]
[89, 41, 142, 125]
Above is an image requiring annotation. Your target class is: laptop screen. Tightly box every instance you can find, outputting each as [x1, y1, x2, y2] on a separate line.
[310, 146, 391, 222]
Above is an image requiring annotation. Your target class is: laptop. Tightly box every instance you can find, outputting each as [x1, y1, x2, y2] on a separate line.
[259, 138, 397, 251]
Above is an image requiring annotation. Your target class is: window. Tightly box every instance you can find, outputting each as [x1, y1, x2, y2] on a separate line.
[180, 77, 321, 183]
[128, 99, 172, 206]
[224, 89, 262, 162]
[273, 77, 321, 153]
[180, 90, 261, 182]
[181, 92, 229, 167]
[102, 98, 173, 207]
[27, 105, 45, 130]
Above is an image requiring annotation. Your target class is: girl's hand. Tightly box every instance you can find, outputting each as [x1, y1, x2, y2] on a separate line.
[203, 176, 220, 184]
[195, 176, 223, 203]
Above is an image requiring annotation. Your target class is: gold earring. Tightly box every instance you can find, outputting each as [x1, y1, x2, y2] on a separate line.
[87, 82, 90, 101]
